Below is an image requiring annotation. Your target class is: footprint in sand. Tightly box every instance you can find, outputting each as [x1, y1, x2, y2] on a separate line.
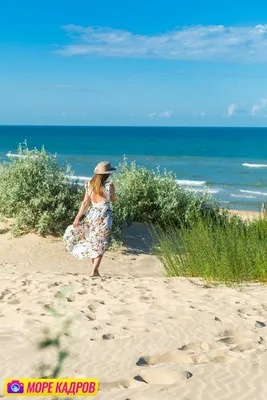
[179, 341, 225, 352]
[22, 279, 32, 286]
[134, 369, 193, 384]
[67, 295, 75, 302]
[78, 288, 87, 295]
[47, 282, 61, 288]
[136, 351, 197, 366]
[255, 320, 266, 328]
[230, 342, 264, 353]
[88, 300, 105, 313]
[0, 289, 11, 300]
[7, 298, 20, 305]
[85, 312, 96, 321]
[102, 333, 115, 340]
[211, 355, 236, 363]
[99, 369, 192, 392]
[92, 325, 103, 331]
[238, 307, 263, 317]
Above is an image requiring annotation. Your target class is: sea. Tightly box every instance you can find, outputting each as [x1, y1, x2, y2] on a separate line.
[1, 125, 267, 211]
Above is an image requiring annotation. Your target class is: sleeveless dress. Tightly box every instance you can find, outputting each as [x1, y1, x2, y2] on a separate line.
[63, 181, 113, 260]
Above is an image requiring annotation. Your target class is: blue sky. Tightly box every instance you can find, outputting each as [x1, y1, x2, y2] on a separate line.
[2, 0, 267, 126]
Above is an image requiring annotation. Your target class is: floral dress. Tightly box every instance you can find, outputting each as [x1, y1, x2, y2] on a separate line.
[63, 181, 113, 260]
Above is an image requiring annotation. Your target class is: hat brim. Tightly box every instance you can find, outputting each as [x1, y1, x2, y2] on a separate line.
[94, 167, 116, 175]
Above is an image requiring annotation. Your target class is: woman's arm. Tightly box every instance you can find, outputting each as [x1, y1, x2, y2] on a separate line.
[73, 189, 90, 227]
[110, 183, 116, 203]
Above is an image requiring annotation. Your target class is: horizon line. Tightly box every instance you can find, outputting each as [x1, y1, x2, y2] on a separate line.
[0, 124, 267, 129]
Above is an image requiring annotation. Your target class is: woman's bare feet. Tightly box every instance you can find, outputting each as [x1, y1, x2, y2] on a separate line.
[90, 269, 101, 277]
[90, 256, 103, 278]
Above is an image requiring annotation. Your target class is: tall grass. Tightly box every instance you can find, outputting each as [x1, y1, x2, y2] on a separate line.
[153, 213, 267, 285]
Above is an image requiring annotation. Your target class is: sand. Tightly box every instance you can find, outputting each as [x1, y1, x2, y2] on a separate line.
[1, 217, 267, 399]
[227, 209, 263, 221]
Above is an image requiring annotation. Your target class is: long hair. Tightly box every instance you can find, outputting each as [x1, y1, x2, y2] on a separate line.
[89, 174, 109, 196]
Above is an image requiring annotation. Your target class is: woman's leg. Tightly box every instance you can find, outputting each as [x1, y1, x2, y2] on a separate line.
[90, 256, 103, 277]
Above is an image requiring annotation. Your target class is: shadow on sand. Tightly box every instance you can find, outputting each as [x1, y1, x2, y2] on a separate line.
[122, 222, 156, 256]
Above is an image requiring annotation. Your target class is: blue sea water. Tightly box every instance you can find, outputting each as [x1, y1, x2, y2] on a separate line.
[1, 125, 267, 211]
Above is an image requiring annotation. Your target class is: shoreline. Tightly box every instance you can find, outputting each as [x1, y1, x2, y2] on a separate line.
[227, 209, 263, 220]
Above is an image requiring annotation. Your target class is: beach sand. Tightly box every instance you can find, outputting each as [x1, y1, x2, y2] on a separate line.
[0, 215, 267, 399]
[227, 209, 263, 221]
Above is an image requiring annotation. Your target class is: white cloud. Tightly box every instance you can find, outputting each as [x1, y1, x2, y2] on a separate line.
[56, 24, 267, 63]
[199, 112, 206, 117]
[148, 112, 157, 118]
[227, 103, 238, 117]
[251, 98, 267, 116]
[148, 110, 173, 118]
[158, 110, 173, 118]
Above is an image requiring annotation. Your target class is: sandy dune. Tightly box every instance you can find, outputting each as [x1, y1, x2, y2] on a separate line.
[0, 221, 267, 399]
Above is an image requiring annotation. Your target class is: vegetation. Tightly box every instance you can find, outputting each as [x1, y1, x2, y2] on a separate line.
[0, 144, 220, 243]
[153, 212, 267, 285]
[36, 288, 73, 379]
[0, 142, 83, 237]
[111, 157, 220, 238]
[1, 142, 267, 283]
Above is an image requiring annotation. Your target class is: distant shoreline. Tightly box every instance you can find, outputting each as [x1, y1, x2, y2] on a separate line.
[227, 209, 263, 220]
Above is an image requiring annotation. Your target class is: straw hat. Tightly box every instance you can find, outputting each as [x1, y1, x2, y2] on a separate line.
[94, 161, 116, 175]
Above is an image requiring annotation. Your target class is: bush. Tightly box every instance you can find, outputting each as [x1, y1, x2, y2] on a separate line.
[153, 213, 267, 285]
[111, 157, 221, 236]
[0, 142, 83, 236]
[0, 146, 221, 244]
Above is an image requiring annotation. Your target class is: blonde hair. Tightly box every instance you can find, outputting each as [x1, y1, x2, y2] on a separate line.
[89, 174, 109, 196]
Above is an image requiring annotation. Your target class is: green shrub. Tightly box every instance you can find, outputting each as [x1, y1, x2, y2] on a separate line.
[0, 142, 83, 236]
[153, 213, 267, 285]
[0, 146, 221, 244]
[111, 157, 220, 237]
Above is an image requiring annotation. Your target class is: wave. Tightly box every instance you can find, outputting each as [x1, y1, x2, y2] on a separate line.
[231, 194, 256, 199]
[6, 152, 36, 159]
[243, 163, 267, 168]
[6, 152, 24, 158]
[240, 189, 267, 196]
[67, 175, 91, 181]
[176, 180, 206, 186]
[189, 188, 221, 194]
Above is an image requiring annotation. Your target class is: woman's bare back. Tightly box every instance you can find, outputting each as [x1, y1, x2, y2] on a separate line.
[90, 191, 107, 204]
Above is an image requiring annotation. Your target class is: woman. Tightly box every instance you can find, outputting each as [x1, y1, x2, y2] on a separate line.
[63, 161, 116, 277]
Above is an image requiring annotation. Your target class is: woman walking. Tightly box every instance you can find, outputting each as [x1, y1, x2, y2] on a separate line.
[63, 161, 116, 277]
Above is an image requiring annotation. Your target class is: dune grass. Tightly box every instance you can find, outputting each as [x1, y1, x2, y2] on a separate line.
[153, 212, 267, 285]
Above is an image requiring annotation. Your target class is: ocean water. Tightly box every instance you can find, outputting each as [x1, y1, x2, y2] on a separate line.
[1, 125, 267, 211]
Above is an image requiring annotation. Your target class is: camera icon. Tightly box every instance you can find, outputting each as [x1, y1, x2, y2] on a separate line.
[7, 380, 24, 394]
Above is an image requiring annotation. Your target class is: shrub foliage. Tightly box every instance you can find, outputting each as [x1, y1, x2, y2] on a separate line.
[0, 142, 82, 236]
[0, 145, 220, 241]
[111, 158, 220, 234]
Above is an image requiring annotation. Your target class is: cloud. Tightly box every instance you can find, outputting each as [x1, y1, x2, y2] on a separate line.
[148, 112, 157, 118]
[227, 103, 238, 117]
[251, 98, 267, 116]
[226, 99, 267, 118]
[148, 110, 174, 118]
[56, 24, 267, 63]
